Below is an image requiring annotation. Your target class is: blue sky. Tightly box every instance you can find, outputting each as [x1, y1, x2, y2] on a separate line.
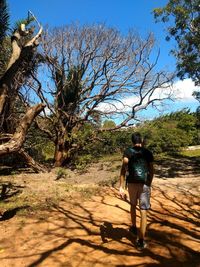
[9, 0, 174, 69]
[8, 0, 199, 118]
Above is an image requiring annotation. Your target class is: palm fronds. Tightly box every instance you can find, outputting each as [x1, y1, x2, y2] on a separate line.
[0, 0, 9, 42]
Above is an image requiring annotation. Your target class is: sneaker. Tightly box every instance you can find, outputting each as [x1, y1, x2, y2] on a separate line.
[136, 239, 147, 250]
[129, 225, 137, 236]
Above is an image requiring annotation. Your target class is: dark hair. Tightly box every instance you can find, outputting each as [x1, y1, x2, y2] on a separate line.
[131, 132, 142, 144]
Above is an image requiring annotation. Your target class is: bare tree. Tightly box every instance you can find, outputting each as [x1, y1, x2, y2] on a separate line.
[0, 12, 46, 172]
[30, 24, 174, 167]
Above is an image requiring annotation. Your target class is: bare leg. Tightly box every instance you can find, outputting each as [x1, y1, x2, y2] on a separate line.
[139, 209, 147, 239]
[130, 205, 136, 226]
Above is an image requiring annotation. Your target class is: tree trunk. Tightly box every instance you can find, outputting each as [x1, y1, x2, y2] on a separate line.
[0, 103, 45, 156]
[18, 149, 48, 173]
[54, 150, 64, 167]
[0, 103, 48, 173]
[0, 14, 45, 172]
[54, 140, 66, 167]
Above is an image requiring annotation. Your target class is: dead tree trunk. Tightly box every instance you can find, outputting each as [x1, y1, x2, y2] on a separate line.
[0, 13, 46, 172]
[0, 104, 47, 172]
[18, 149, 47, 173]
[0, 103, 45, 155]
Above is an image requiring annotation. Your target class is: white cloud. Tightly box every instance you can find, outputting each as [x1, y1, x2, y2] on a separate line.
[172, 79, 200, 102]
[97, 96, 138, 113]
[97, 86, 172, 113]
[96, 78, 199, 114]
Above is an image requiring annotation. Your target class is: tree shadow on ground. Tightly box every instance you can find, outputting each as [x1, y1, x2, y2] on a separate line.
[0, 166, 35, 176]
[0, 184, 197, 267]
[0, 178, 199, 267]
[0, 182, 28, 221]
[0, 182, 24, 200]
[155, 154, 200, 178]
[0, 206, 30, 221]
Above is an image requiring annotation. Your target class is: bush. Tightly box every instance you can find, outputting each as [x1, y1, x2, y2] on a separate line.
[75, 154, 93, 171]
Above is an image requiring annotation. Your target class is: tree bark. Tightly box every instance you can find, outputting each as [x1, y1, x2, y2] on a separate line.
[53, 137, 66, 167]
[54, 149, 65, 167]
[0, 103, 45, 156]
[18, 149, 47, 173]
[0, 22, 42, 118]
[0, 15, 46, 172]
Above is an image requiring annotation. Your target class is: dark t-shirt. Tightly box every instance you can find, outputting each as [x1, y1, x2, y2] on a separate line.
[123, 146, 153, 184]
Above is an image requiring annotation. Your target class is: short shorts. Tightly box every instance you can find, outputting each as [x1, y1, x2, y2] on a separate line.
[128, 183, 151, 210]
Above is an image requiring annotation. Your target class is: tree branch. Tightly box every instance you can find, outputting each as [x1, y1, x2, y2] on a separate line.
[0, 103, 45, 156]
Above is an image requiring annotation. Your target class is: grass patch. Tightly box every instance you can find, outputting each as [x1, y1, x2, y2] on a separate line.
[180, 149, 200, 158]
[98, 176, 118, 187]
[99, 153, 121, 163]
[55, 168, 67, 180]
[0, 181, 101, 218]
[0, 191, 56, 215]
[62, 183, 100, 198]
[76, 186, 99, 198]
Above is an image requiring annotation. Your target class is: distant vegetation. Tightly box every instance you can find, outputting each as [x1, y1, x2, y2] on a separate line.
[2, 109, 199, 170]
[138, 109, 199, 154]
[180, 149, 200, 158]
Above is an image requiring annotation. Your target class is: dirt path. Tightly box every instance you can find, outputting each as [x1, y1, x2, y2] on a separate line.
[0, 175, 199, 267]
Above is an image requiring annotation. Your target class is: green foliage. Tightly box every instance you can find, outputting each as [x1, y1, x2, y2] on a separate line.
[56, 65, 83, 116]
[88, 130, 131, 157]
[88, 110, 102, 128]
[13, 15, 34, 32]
[56, 168, 66, 179]
[20, 109, 199, 167]
[190, 92, 200, 142]
[98, 175, 118, 187]
[72, 123, 95, 153]
[0, 36, 11, 78]
[180, 148, 200, 158]
[153, 0, 200, 85]
[193, 91, 200, 103]
[114, 130, 132, 151]
[24, 124, 55, 163]
[0, 0, 9, 42]
[102, 120, 116, 129]
[0, 0, 11, 77]
[65, 122, 132, 168]
[56, 109, 199, 166]
[75, 154, 93, 171]
[139, 109, 198, 154]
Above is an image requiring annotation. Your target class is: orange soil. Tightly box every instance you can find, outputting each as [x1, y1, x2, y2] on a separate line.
[0, 177, 199, 267]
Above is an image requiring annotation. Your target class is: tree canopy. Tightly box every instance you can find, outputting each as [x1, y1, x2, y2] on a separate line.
[0, 0, 9, 42]
[153, 0, 200, 85]
[138, 109, 198, 154]
[28, 24, 174, 166]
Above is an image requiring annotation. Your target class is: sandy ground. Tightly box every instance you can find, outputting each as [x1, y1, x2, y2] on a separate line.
[0, 161, 200, 267]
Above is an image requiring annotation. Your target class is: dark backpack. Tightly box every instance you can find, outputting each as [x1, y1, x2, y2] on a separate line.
[128, 148, 148, 183]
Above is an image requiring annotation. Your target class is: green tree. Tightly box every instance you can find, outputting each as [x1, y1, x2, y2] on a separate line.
[0, 0, 11, 77]
[193, 91, 200, 142]
[193, 91, 200, 103]
[102, 120, 116, 129]
[0, 0, 9, 42]
[139, 109, 198, 154]
[153, 0, 200, 85]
